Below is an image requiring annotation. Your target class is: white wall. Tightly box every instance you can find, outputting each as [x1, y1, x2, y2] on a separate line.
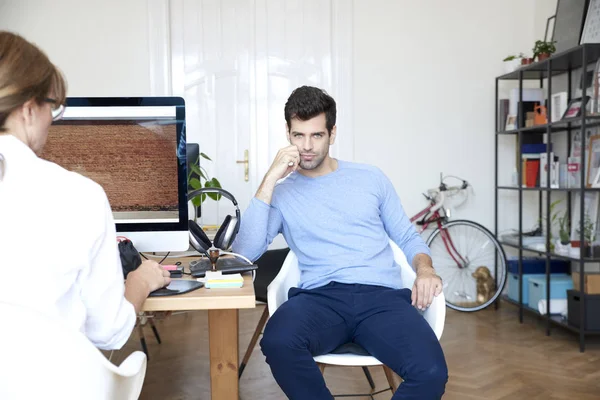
[0, 0, 151, 96]
[353, 0, 539, 233]
[1, 0, 553, 235]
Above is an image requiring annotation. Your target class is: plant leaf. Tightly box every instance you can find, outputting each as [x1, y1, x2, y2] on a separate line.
[205, 178, 222, 201]
[192, 196, 202, 207]
[200, 166, 210, 180]
[200, 152, 212, 161]
[190, 192, 206, 205]
[189, 178, 206, 205]
[189, 164, 208, 181]
[189, 178, 202, 190]
[191, 164, 202, 174]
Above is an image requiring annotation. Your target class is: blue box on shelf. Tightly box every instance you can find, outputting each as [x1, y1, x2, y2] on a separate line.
[507, 257, 569, 275]
[522, 143, 551, 154]
[527, 274, 573, 311]
[507, 272, 546, 305]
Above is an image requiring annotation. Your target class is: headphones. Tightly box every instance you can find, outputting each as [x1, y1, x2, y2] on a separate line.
[188, 187, 241, 253]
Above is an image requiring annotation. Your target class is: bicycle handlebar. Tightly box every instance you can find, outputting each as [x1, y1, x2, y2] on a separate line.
[442, 185, 465, 192]
[427, 183, 468, 196]
[425, 176, 470, 212]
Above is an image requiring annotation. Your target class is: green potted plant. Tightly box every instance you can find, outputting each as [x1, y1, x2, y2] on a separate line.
[533, 40, 556, 62]
[521, 55, 534, 65]
[503, 53, 527, 72]
[575, 213, 596, 257]
[503, 53, 526, 62]
[541, 199, 562, 252]
[504, 52, 534, 66]
[558, 210, 570, 246]
[187, 152, 222, 221]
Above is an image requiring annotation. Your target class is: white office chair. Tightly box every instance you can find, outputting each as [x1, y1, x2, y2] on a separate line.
[266, 240, 446, 397]
[0, 301, 147, 400]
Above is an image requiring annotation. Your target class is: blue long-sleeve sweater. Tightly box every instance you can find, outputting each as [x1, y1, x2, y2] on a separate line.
[231, 160, 431, 290]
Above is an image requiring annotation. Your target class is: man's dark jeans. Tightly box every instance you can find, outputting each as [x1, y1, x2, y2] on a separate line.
[260, 281, 448, 399]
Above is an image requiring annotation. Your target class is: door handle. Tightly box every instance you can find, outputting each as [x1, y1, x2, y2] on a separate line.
[236, 149, 249, 182]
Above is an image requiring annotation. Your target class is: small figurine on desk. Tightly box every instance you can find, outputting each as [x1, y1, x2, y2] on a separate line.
[204, 248, 225, 280]
[209, 249, 220, 272]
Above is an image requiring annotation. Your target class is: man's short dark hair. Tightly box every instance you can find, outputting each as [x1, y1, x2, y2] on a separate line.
[284, 86, 336, 134]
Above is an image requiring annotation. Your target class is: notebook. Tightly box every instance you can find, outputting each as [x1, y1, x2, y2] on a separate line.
[204, 273, 244, 289]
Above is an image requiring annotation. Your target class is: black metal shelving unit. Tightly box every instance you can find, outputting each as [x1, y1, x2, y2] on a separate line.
[495, 43, 600, 352]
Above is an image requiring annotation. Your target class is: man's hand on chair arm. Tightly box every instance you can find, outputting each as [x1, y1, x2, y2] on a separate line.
[411, 254, 442, 311]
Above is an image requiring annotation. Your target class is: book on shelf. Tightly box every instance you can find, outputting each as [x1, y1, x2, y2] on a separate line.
[568, 156, 581, 188]
[540, 152, 559, 188]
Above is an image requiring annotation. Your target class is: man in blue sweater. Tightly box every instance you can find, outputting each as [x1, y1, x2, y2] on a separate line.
[232, 86, 447, 399]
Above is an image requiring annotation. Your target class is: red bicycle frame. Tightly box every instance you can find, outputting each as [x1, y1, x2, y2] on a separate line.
[410, 200, 467, 268]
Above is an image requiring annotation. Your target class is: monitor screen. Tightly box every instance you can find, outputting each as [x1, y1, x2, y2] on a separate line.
[40, 97, 189, 252]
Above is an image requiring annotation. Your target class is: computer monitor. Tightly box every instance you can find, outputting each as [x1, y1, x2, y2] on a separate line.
[41, 97, 189, 252]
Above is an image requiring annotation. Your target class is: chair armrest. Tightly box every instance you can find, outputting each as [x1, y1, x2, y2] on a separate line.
[266, 274, 286, 317]
[266, 251, 300, 317]
[116, 351, 147, 377]
[422, 291, 446, 340]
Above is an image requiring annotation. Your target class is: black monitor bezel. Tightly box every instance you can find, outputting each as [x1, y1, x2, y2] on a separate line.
[63, 96, 188, 233]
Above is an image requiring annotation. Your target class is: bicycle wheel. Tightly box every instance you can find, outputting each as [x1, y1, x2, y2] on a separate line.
[426, 219, 507, 312]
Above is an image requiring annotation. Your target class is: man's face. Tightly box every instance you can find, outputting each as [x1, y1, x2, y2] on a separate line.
[287, 113, 336, 171]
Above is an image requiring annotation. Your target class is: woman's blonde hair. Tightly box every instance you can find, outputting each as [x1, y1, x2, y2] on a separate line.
[0, 31, 67, 133]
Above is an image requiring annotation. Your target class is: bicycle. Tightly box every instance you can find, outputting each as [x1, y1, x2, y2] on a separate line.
[410, 174, 507, 312]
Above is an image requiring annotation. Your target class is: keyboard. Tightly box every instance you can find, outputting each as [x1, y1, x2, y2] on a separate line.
[189, 257, 258, 277]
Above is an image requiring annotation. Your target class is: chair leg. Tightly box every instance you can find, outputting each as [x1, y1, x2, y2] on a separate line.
[149, 318, 162, 344]
[382, 365, 399, 393]
[137, 322, 149, 360]
[362, 366, 376, 390]
[239, 305, 270, 379]
[318, 363, 326, 374]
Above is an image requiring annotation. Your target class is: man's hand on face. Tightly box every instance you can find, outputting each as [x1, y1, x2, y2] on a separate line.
[265, 145, 300, 183]
[411, 266, 443, 310]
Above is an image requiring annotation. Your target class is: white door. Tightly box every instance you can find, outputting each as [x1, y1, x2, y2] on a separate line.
[150, 0, 353, 250]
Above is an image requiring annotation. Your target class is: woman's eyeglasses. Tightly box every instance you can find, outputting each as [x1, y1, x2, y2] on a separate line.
[44, 98, 66, 121]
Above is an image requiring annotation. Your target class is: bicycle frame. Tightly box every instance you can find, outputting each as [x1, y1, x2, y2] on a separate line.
[410, 199, 467, 269]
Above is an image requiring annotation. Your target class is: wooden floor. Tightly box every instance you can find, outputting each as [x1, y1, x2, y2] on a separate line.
[108, 301, 600, 400]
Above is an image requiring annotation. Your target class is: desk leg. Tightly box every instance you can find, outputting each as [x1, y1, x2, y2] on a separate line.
[208, 309, 239, 400]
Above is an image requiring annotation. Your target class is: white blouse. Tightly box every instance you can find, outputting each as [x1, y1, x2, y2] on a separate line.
[0, 135, 135, 350]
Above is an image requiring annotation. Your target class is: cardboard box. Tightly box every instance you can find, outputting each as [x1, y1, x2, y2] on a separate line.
[572, 272, 600, 294]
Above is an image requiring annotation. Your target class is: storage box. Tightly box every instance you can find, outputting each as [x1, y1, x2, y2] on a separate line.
[507, 273, 546, 305]
[567, 290, 600, 331]
[507, 257, 569, 275]
[527, 274, 573, 311]
[571, 272, 600, 294]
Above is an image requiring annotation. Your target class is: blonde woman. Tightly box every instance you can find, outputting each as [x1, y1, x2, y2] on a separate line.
[0, 31, 170, 350]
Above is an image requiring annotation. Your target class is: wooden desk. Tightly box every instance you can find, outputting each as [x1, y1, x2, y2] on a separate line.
[142, 257, 255, 400]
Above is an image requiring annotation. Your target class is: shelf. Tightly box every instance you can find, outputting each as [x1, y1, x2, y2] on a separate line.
[499, 241, 600, 263]
[496, 116, 600, 135]
[496, 43, 600, 80]
[501, 295, 600, 335]
[497, 186, 600, 192]
[494, 43, 600, 351]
